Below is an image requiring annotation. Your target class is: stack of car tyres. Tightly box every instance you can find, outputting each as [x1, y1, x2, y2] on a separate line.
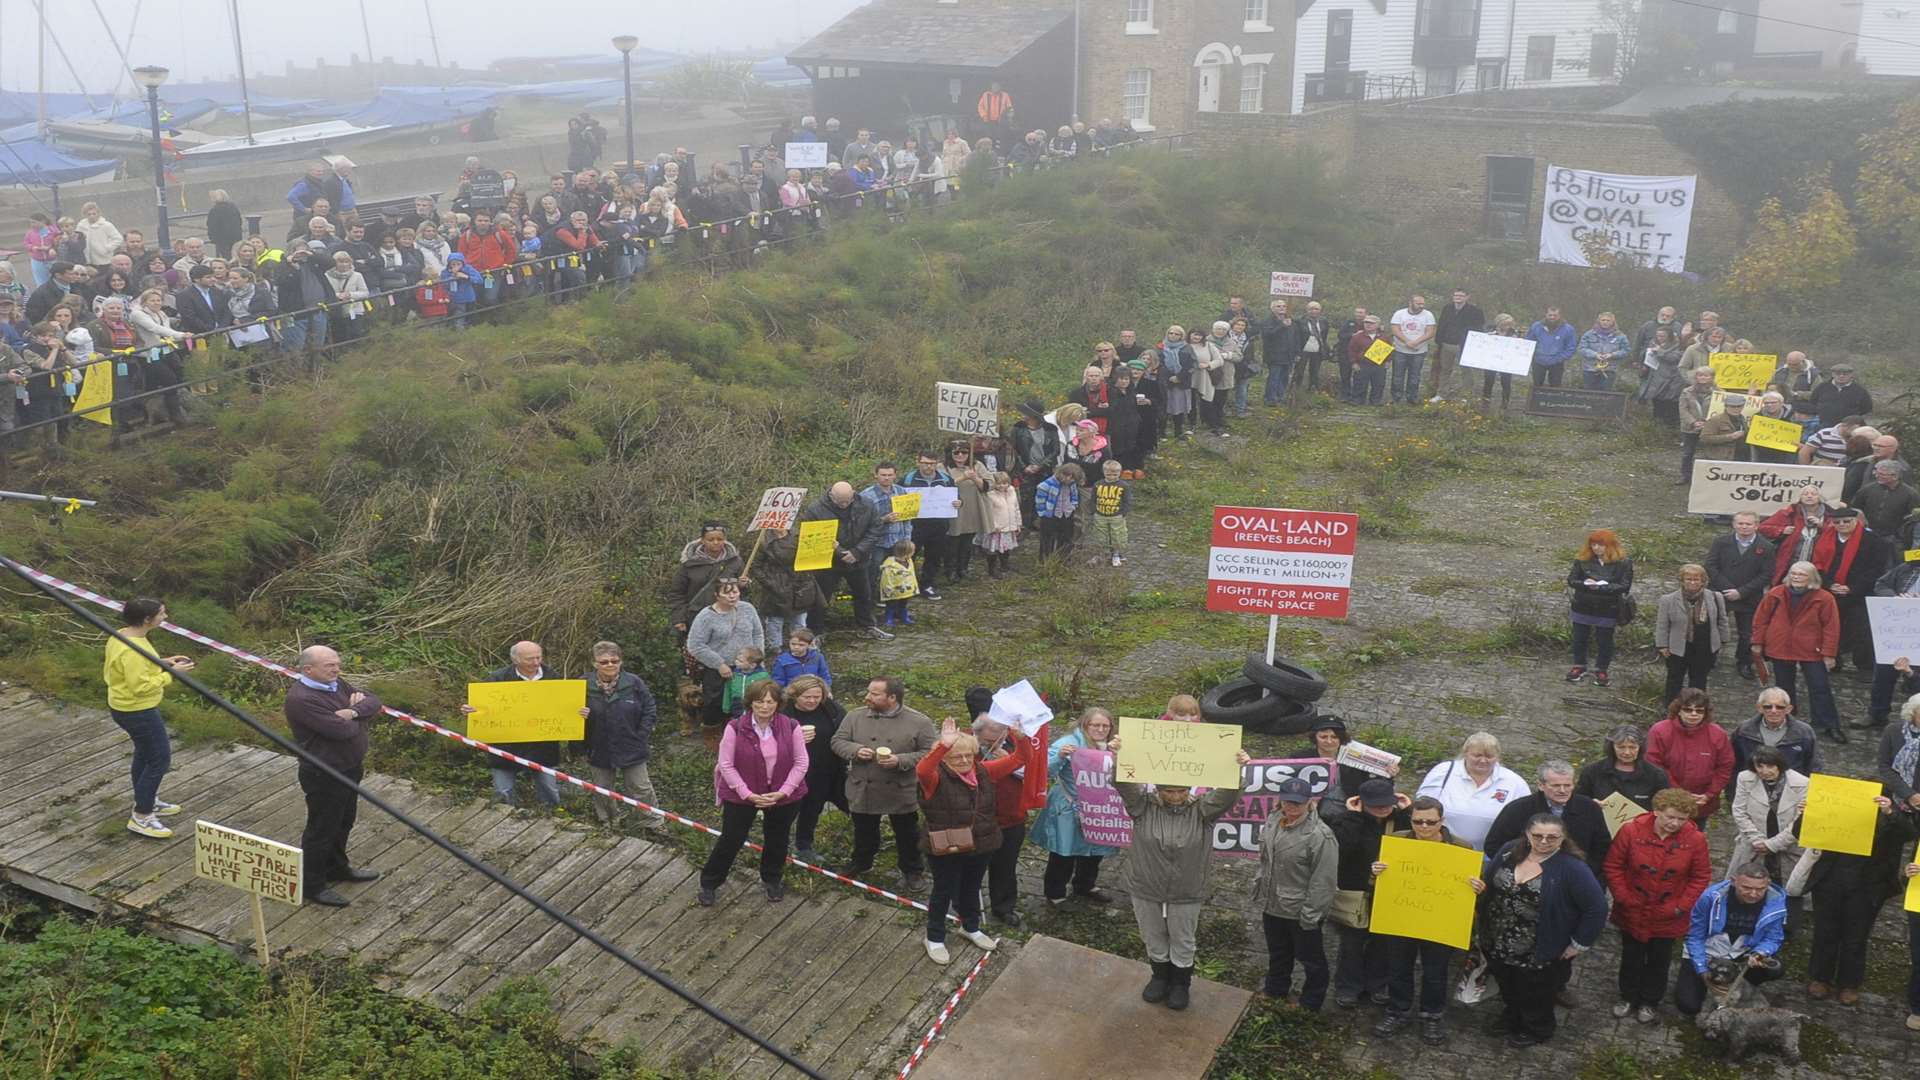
[1199, 653, 1328, 736]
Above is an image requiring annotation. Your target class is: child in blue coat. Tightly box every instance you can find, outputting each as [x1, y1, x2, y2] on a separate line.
[440, 251, 482, 327]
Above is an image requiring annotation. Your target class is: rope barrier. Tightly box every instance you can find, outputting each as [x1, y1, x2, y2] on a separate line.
[897, 950, 993, 1079]
[0, 551, 828, 1079]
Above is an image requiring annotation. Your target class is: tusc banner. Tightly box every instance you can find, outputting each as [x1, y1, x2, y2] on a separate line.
[1207, 506, 1359, 618]
[1539, 165, 1696, 272]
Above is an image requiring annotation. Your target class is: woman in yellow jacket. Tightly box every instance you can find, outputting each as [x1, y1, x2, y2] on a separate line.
[103, 598, 194, 838]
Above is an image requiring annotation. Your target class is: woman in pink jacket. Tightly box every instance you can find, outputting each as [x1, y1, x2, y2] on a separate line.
[700, 680, 808, 906]
[1645, 688, 1735, 828]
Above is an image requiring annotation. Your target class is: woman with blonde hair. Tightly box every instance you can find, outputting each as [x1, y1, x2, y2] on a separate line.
[1030, 707, 1121, 904]
[916, 716, 1033, 962]
[1566, 528, 1634, 686]
[1655, 563, 1732, 702]
[74, 202, 124, 267]
[1415, 731, 1528, 849]
[1478, 313, 1522, 409]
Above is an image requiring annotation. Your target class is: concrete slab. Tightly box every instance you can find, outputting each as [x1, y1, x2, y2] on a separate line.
[916, 935, 1249, 1080]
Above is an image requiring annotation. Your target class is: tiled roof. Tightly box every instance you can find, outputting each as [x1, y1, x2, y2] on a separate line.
[789, 1, 1073, 70]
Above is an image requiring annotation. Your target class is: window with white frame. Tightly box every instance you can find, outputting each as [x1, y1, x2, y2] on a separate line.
[1240, 63, 1266, 112]
[1127, 0, 1155, 32]
[1123, 68, 1152, 125]
[1245, 0, 1271, 29]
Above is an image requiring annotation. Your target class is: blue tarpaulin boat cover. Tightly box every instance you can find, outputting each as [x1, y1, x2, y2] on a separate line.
[0, 135, 120, 186]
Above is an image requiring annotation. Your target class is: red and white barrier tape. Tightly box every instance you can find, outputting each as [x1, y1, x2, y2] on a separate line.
[897, 949, 992, 1079]
[3, 558, 948, 920]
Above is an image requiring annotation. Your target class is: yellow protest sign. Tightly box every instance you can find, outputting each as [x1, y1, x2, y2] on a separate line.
[1113, 716, 1242, 787]
[1907, 867, 1920, 914]
[891, 492, 922, 520]
[1598, 790, 1645, 837]
[1369, 835, 1481, 950]
[1905, 549, 1920, 564]
[1745, 415, 1804, 454]
[1364, 338, 1394, 365]
[1799, 773, 1882, 855]
[794, 519, 838, 571]
[465, 679, 587, 743]
[1711, 353, 1776, 390]
[72, 363, 113, 426]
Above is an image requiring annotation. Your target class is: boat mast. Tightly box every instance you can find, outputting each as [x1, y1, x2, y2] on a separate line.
[228, 0, 255, 144]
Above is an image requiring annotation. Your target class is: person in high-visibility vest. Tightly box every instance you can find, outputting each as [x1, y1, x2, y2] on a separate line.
[977, 82, 1013, 125]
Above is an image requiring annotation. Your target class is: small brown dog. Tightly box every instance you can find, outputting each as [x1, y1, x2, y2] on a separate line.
[674, 680, 704, 736]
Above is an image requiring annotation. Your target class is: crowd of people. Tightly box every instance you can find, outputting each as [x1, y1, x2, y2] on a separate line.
[1, 113, 1157, 466]
[68, 214, 1920, 1054]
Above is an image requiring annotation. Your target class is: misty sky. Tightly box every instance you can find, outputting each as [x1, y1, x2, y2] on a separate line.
[2, 0, 867, 95]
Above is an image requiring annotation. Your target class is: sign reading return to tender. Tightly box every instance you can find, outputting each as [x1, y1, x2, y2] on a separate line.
[1206, 506, 1359, 618]
[1538, 165, 1697, 272]
[935, 382, 1000, 437]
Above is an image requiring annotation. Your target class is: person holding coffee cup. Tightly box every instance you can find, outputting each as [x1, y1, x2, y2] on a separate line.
[832, 676, 938, 890]
[914, 716, 1034, 963]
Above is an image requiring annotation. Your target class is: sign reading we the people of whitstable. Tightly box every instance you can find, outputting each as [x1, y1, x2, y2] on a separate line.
[195, 819, 303, 906]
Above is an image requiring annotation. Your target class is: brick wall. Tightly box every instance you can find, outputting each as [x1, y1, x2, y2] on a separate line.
[1082, 0, 1197, 133]
[1187, 104, 1357, 176]
[1347, 104, 1742, 267]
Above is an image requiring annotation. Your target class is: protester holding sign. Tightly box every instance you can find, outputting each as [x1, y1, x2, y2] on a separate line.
[103, 598, 194, 839]
[1328, 780, 1412, 1009]
[1677, 367, 1718, 483]
[1797, 795, 1918, 1005]
[1031, 708, 1122, 904]
[1110, 735, 1248, 1008]
[1480, 815, 1608, 1048]
[1602, 789, 1711, 1023]
[1574, 725, 1672, 812]
[1564, 528, 1634, 687]
[1878, 693, 1920, 812]
[1256, 778, 1340, 1010]
[1369, 797, 1483, 1044]
[459, 641, 576, 809]
[968, 707, 1037, 928]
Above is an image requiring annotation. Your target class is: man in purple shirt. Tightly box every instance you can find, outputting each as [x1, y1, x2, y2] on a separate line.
[285, 644, 386, 906]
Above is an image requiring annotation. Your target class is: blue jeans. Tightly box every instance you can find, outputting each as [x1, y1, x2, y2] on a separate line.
[279, 311, 328, 353]
[1233, 378, 1250, 413]
[491, 765, 559, 807]
[110, 706, 171, 815]
[1390, 352, 1426, 403]
[1583, 370, 1617, 391]
[30, 258, 53, 286]
[1571, 621, 1616, 670]
[1265, 362, 1293, 405]
[763, 613, 808, 653]
[1767, 656, 1840, 733]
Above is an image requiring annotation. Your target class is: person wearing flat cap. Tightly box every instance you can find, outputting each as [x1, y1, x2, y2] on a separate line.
[1328, 779, 1414, 1008]
[1257, 776, 1339, 1009]
[1010, 396, 1061, 529]
[1696, 393, 1749, 462]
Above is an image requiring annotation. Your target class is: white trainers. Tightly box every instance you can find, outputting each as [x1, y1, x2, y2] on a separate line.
[151, 800, 181, 817]
[1110, 553, 1123, 567]
[127, 815, 172, 839]
[924, 938, 951, 965]
[961, 928, 998, 951]
[1428, 395, 1445, 405]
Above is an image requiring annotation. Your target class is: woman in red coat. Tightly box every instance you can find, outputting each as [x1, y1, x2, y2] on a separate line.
[1751, 559, 1843, 740]
[1603, 788, 1712, 1022]
[1645, 688, 1735, 827]
[1756, 484, 1831, 585]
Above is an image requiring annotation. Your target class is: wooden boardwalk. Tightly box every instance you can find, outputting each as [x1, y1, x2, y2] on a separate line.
[0, 686, 994, 1078]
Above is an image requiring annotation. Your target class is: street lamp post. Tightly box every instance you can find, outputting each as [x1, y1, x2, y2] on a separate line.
[132, 65, 172, 253]
[613, 36, 639, 174]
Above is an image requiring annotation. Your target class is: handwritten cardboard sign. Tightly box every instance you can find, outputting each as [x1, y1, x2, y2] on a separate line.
[1598, 790, 1646, 837]
[936, 382, 1000, 437]
[1745, 415, 1804, 454]
[1269, 271, 1314, 296]
[1213, 758, 1331, 858]
[1071, 748, 1133, 847]
[793, 519, 838, 570]
[1458, 330, 1535, 376]
[1711, 353, 1777, 390]
[1114, 715, 1242, 788]
[195, 820, 302, 907]
[1369, 835, 1480, 949]
[1799, 773, 1882, 855]
[1866, 597, 1920, 665]
[1364, 338, 1394, 365]
[1336, 740, 1401, 777]
[891, 492, 922, 520]
[1907, 868, 1920, 915]
[1685, 462, 1842, 516]
[465, 679, 587, 743]
[747, 487, 807, 532]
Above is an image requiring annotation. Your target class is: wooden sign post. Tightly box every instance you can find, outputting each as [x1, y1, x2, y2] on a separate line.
[193, 820, 304, 967]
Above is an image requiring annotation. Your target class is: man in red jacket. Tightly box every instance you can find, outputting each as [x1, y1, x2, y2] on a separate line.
[455, 210, 518, 310]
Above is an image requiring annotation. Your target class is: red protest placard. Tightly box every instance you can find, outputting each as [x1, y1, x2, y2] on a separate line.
[1206, 506, 1359, 618]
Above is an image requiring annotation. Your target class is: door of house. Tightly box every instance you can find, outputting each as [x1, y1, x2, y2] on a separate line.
[1197, 62, 1222, 112]
[1326, 11, 1353, 73]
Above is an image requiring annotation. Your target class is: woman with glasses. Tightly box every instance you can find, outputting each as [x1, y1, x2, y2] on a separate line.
[1726, 745, 1809, 936]
[1369, 796, 1483, 1045]
[582, 641, 661, 824]
[1480, 815, 1607, 1048]
[1646, 688, 1734, 829]
[1602, 788, 1711, 1023]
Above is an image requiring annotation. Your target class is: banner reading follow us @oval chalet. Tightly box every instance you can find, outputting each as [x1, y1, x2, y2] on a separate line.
[1538, 165, 1696, 272]
[1206, 507, 1358, 618]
